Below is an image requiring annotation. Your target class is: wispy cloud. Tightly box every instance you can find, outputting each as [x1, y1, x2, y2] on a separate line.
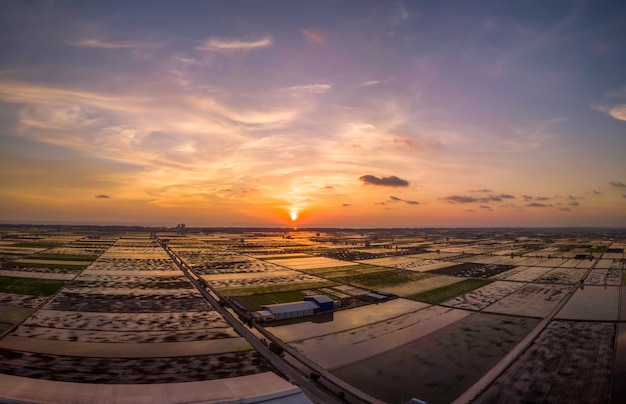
[594, 104, 626, 121]
[72, 38, 157, 49]
[197, 35, 272, 51]
[95, 194, 110, 199]
[300, 29, 326, 44]
[359, 80, 382, 87]
[442, 193, 514, 204]
[610, 181, 626, 188]
[283, 84, 332, 94]
[359, 175, 409, 187]
[526, 202, 552, 208]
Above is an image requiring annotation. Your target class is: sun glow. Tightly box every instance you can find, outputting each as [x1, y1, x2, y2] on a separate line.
[290, 211, 298, 221]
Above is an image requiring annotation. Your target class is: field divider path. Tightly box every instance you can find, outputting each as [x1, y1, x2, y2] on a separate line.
[156, 235, 349, 404]
[454, 253, 604, 403]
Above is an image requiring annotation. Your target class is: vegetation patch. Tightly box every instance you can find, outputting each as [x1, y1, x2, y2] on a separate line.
[330, 269, 429, 289]
[0, 276, 67, 296]
[0, 305, 34, 336]
[407, 279, 492, 304]
[220, 281, 337, 297]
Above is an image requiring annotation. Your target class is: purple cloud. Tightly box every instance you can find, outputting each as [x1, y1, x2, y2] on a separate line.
[359, 175, 409, 187]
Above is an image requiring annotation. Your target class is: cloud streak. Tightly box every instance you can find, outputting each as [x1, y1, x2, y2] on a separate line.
[72, 38, 156, 49]
[197, 36, 272, 51]
[359, 175, 409, 187]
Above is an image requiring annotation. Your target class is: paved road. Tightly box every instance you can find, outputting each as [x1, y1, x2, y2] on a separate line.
[157, 237, 343, 404]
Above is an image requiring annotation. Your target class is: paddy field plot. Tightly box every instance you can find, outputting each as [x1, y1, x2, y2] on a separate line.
[266, 298, 427, 342]
[555, 286, 619, 321]
[584, 268, 621, 285]
[45, 291, 211, 312]
[476, 321, 614, 403]
[21, 310, 231, 332]
[0, 276, 66, 296]
[430, 262, 516, 278]
[0, 270, 76, 280]
[407, 279, 492, 304]
[0, 305, 35, 335]
[612, 324, 626, 399]
[332, 313, 539, 404]
[536, 257, 570, 267]
[443, 281, 524, 310]
[498, 266, 553, 282]
[514, 257, 549, 266]
[483, 284, 572, 317]
[203, 272, 328, 290]
[490, 266, 529, 280]
[289, 306, 471, 369]
[0, 350, 271, 384]
[374, 275, 463, 297]
[0, 292, 50, 308]
[268, 256, 356, 270]
[536, 267, 587, 284]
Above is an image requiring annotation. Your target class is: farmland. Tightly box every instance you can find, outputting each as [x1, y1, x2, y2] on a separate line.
[0, 226, 625, 403]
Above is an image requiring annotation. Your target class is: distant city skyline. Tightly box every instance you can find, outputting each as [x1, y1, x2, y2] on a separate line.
[1, 1, 625, 227]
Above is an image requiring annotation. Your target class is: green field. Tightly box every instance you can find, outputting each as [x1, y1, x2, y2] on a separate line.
[220, 280, 337, 297]
[0, 305, 35, 335]
[0, 276, 67, 296]
[329, 268, 429, 289]
[407, 279, 492, 304]
[232, 287, 340, 311]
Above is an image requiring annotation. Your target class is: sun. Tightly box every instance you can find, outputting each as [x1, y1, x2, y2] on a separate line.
[290, 211, 298, 221]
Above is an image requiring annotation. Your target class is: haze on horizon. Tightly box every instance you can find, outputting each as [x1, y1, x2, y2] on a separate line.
[0, 0, 625, 228]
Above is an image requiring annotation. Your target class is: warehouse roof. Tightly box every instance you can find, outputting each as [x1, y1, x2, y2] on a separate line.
[262, 301, 319, 314]
[305, 295, 333, 304]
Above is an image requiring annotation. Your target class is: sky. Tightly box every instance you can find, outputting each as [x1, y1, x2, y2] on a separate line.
[1, 0, 625, 228]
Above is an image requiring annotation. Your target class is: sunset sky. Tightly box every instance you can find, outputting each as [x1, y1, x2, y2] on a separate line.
[1, 1, 625, 227]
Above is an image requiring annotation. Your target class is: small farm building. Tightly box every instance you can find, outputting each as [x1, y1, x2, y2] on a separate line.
[261, 301, 319, 320]
[304, 295, 334, 313]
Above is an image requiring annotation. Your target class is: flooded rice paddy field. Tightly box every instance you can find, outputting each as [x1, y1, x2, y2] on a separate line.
[0, 349, 271, 383]
[443, 281, 524, 311]
[333, 313, 539, 404]
[0, 232, 274, 384]
[476, 321, 615, 403]
[1, 228, 626, 401]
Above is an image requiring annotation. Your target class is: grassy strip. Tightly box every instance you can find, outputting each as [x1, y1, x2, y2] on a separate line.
[406, 279, 492, 304]
[0, 276, 67, 296]
[220, 280, 337, 297]
[0, 305, 35, 324]
[297, 264, 376, 277]
[329, 269, 429, 289]
[0, 322, 14, 335]
[29, 254, 97, 261]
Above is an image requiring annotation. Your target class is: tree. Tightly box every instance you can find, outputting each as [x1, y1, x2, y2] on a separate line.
[269, 342, 284, 356]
